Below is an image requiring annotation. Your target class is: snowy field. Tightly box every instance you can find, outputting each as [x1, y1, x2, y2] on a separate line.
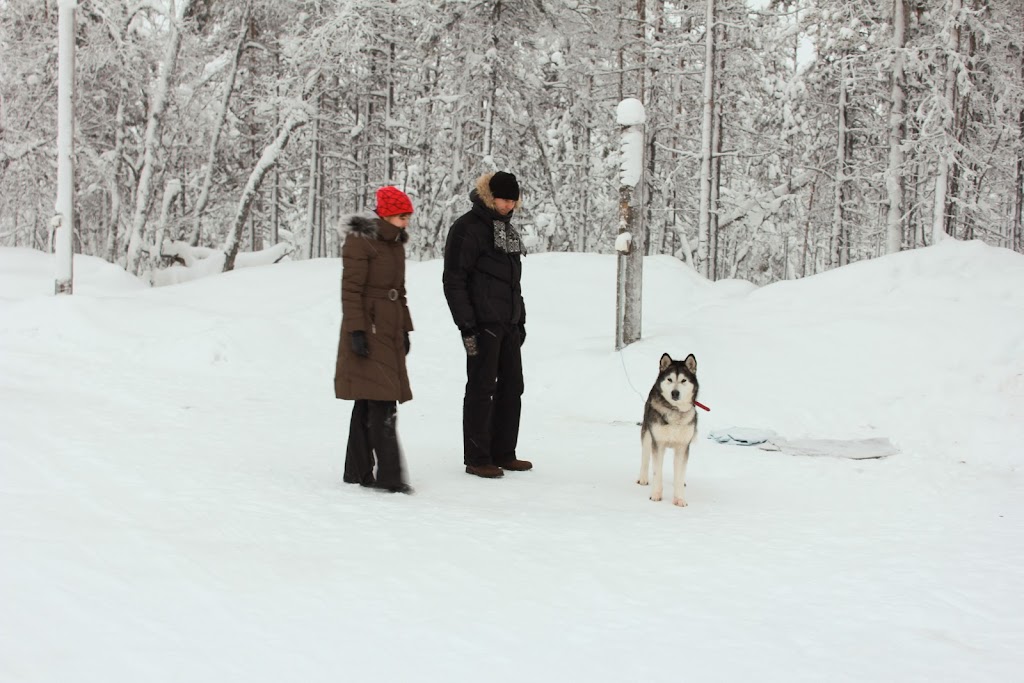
[1, 240, 1022, 682]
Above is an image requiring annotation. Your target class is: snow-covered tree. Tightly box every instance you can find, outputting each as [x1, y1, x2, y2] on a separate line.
[2, 0, 1022, 290]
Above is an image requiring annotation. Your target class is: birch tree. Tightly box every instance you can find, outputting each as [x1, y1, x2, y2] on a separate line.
[1015, 107, 1023, 250]
[697, 0, 717, 278]
[1016, 56, 1024, 250]
[831, 56, 851, 267]
[189, 2, 251, 247]
[125, 0, 194, 274]
[223, 110, 307, 271]
[884, 0, 908, 254]
[151, 178, 182, 267]
[931, 0, 962, 244]
[303, 89, 322, 260]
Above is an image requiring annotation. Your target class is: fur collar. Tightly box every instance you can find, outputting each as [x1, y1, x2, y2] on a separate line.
[340, 214, 409, 243]
[474, 172, 523, 213]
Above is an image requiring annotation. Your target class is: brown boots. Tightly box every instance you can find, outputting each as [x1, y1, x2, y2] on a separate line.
[499, 459, 533, 471]
[465, 464, 504, 478]
[465, 459, 534, 478]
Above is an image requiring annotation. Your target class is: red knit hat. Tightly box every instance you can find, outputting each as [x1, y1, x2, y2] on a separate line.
[375, 186, 414, 217]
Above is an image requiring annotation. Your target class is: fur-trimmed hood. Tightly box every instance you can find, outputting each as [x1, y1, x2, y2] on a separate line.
[339, 213, 409, 243]
[473, 172, 523, 213]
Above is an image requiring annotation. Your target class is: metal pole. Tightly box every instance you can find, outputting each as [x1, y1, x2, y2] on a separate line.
[54, 0, 76, 295]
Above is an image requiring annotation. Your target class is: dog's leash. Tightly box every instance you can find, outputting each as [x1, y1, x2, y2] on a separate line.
[617, 348, 711, 412]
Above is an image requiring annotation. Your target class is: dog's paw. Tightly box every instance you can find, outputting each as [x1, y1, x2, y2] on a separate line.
[637, 477, 648, 486]
[672, 497, 688, 507]
[650, 492, 662, 502]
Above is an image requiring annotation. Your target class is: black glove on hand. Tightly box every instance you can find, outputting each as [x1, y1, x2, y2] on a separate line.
[351, 330, 369, 358]
[519, 324, 526, 347]
[404, 331, 411, 356]
[461, 327, 479, 357]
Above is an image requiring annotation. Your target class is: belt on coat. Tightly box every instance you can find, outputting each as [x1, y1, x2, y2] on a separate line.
[364, 286, 400, 301]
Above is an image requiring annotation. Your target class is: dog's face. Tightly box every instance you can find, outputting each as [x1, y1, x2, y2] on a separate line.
[656, 353, 698, 410]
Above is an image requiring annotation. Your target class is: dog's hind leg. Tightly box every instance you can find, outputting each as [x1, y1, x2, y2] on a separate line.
[638, 431, 652, 486]
[672, 444, 690, 507]
[650, 442, 665, 502]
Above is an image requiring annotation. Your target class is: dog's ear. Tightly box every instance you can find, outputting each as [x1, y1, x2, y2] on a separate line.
[684, 354, 697, 374]
[659, 353, 673, 372]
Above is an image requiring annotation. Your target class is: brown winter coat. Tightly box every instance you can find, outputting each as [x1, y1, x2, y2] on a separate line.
[334, 215, 413, 403]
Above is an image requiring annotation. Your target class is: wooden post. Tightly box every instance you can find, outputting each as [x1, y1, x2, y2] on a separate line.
[615, 98, 646, 350]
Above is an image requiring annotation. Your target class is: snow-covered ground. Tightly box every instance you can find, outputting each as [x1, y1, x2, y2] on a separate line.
[1, 240, 1022, 682]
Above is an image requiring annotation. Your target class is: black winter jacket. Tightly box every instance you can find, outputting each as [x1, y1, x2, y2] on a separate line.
[442, 185, 526, 332]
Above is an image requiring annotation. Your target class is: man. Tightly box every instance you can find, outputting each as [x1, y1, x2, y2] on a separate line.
[442, 171, 531, 478]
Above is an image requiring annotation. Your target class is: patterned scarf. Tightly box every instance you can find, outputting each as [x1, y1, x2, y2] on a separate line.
[493, 220, 523, 255]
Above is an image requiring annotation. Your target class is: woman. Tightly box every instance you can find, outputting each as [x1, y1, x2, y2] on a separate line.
[334, 185, 415, 494]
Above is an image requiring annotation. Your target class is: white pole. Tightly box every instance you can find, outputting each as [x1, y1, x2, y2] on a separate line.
[55, 0, 76, 295]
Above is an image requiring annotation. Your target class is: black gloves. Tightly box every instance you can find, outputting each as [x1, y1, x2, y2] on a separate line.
[351, 330, 369, 357]
[352, 330, 411, 357]
[461, 327, 479, 357]
[459, 326, 522, 354]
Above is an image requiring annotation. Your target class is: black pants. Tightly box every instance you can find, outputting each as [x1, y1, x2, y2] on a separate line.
[344, 399, 406, 488]
[463, 324, 524, 467]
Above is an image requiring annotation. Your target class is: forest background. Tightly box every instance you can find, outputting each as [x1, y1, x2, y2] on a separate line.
[1, 0, 1022, 285]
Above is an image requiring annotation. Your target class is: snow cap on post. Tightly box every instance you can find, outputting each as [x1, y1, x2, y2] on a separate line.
[616, 98, 646, 127]
[617, 98, 646, 188]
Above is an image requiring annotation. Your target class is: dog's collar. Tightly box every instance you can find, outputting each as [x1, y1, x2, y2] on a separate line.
[657, 401, 710, 419]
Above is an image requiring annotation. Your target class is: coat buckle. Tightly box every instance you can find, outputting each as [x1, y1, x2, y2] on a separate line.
[387, 288, 399, 301]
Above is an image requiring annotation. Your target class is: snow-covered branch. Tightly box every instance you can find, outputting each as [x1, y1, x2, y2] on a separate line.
[152, 241, 295, 286]
[718, 172, 816, 232]
[222, 109, 308, 272]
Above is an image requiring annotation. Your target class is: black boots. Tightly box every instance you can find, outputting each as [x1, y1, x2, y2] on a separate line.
[344, 399, 410, 492]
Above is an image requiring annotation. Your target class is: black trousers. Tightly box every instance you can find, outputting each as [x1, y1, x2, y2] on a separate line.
[344, 399, 406, 488]
[463, 324, 524, 467]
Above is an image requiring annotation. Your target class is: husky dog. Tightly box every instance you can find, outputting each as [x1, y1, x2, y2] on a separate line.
[638, 353, 699, 507]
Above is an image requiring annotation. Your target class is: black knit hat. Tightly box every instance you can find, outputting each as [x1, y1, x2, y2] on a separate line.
[489, 172, 520, 201]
